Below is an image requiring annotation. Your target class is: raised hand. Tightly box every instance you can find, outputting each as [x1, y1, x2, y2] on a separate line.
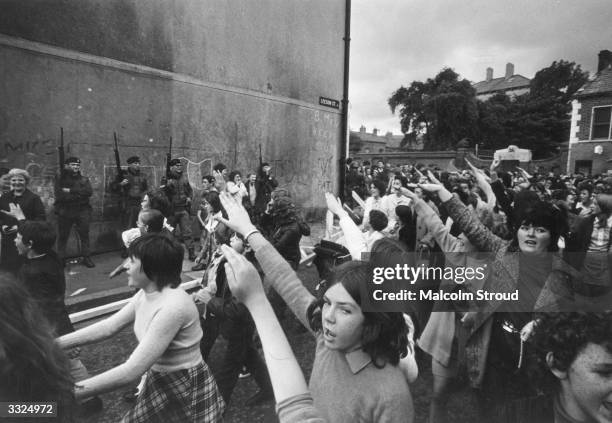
[221, 244, 265, 307]
[399, 187, 418, 201]
[418, 183, 444, 193]
[215, 192, 257, 236]
[0, 203, 26, 221]
[426, 170, 442, 186]
[516, 166, 532, 180]
[213, 170, 226, 192]
[490, 158, 501, 171]
[325, 192, 346, 217]
[466, 159, 491, 184]
[419, 181, 453, 202]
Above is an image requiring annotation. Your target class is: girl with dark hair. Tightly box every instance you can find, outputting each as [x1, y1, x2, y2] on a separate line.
[418, 175, 569, 422]
[362, 180, 388, 230]
[0, 273, 75, 421]
[226, 170, 247, 202]
[260, 193, 303, 270]
[140, 189, 172, 219]
[215, 192, 414, 423]
[58, 234, 225, 422]
[16, 221, 100, 410]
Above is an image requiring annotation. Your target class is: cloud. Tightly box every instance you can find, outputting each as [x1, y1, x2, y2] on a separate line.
[349, 0, 612, 135]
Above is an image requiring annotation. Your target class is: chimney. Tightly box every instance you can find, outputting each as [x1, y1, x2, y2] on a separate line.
[598, 50, 612, 73]
[486, 67, 493, 82]
[359, 125, 366, 133]
[505, 63, 514, 79]
[372, 128, 378, 136]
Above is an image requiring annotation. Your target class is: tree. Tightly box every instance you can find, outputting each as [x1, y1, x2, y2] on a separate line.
[389, 68, 478, 150]
[475, 60, 589, 158]
[530, 60, 589, 102]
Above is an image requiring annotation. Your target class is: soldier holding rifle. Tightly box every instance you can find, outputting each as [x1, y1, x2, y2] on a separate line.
[54, 156, 95, 268]
[51, 129, 93, 267]
[111, 133, 148, 257]
[161, 137, 196, 261]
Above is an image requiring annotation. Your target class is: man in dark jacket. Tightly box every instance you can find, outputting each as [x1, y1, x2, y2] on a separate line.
[54, 157, 95, 267]
[113, 156, 148, 257]
[115, 156, 148, 230]
[195, 233, 273, 406]
[162, 158, 195, 260]
[254, 162, 278, 219]
[0, 168, 46, 274]
[16, 221, 102, 411]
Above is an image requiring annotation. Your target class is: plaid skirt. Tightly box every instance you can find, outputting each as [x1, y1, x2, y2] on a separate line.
[122, 361, 225, 423]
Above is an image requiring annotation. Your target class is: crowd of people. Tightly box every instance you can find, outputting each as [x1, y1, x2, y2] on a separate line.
[0, 154, 611, 423]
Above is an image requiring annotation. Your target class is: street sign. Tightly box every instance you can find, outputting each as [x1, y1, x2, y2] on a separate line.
[319, 97, 340, 109]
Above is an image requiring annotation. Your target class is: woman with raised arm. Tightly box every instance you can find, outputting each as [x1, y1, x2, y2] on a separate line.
[215, 192, 414, 423]
[57, 233, 224, 422]
[418, 171, 568, 422]
[220, 243, 325, 422]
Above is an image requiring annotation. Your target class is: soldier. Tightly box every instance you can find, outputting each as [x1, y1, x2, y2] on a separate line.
[162, 158, 196, 260]
[114, 156, 148, 256]
[54, 157, 95, 268]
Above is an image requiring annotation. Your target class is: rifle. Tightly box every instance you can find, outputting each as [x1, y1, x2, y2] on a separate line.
[58, 127, 65, 178]
[165, 136, 173, 178]
[113, 132, 124, 180]
[113, 132, 127, 198]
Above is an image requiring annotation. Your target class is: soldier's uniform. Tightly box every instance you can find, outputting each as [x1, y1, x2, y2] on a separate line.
[163, 158, 195, 260]
[115, 156, 148, 229]
[54, 157, 95, 267]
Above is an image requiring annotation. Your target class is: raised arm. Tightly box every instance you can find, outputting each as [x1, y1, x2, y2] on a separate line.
[419, 175, 503, 253]
[409, 194, 464, 253]
[466, 159, 496, 209]
[222, 245, 324, 422]
[215, 193, 316, 332]
[325, 192, 367, 259]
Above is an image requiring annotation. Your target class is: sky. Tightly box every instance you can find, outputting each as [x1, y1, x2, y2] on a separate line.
[348, 0, 612, 136]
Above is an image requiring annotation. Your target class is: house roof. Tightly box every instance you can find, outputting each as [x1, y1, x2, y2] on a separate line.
[473, 74, 531, 95]
[385, 134, 404, 149]
[351, 131, 386, 144]
[575, 66, 612, 98]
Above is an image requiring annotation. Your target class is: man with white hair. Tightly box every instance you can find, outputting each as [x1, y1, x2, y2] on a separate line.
[0, 168, 46, 273]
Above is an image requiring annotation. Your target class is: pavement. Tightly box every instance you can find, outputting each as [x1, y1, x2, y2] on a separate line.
[65, 221, 326, 313]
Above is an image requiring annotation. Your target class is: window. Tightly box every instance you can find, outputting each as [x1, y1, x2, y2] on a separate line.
[592, 106, 612, 139]
[575, 160, 592, 176]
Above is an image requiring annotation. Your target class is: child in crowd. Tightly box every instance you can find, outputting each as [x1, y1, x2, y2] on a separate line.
[58, 234, 225, 422]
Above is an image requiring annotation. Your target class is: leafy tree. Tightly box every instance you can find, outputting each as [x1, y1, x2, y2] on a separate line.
[389, 68, 478, 150]
[475, 60, 588, 158]
[530, 60, 589, 101]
